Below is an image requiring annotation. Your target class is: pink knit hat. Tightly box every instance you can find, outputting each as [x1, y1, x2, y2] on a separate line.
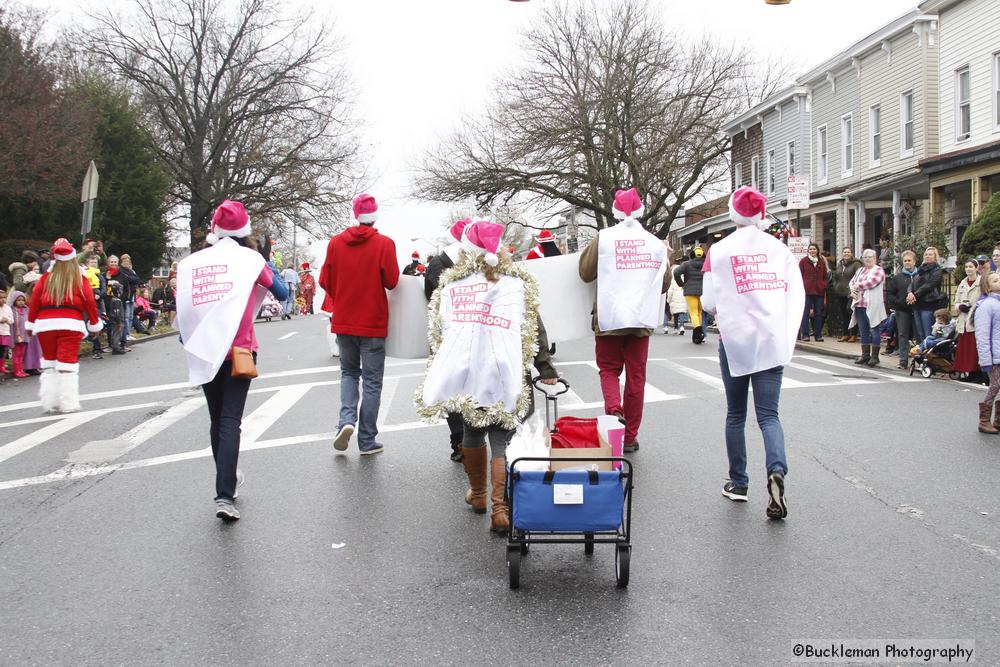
[461, 220, 504, 267]
[353, 193, 378, 224]
[449, 218, 471, 242]
[729, 186, 768, 227]
[612, 187, 644, 221]
[206, 200, 251, 245]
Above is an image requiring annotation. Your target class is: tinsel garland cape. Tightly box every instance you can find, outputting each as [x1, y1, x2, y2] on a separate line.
[414, 255, 541, 430]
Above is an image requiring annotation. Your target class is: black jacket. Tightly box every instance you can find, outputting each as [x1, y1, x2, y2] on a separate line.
[912, 262, 944, 309]
[116, 266, 141, 302]
[423, 253, 455, 301]
[673, 258, 705, 297]
[886, 270, 916, 312]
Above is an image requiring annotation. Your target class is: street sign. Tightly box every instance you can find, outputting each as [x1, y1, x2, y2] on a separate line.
[81, 161, 99, 203]
[787, 175, 810, 210]
[80, 161, 99, 240]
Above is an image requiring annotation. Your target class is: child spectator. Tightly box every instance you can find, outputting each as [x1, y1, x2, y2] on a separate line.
[666, 278, 688, 335]
[133, 287, 158, 333]
[107, 281, 126, 355]
[911, 308, 956, 355]
[10, 292, 30, 378]
[0, 290, 11, 374]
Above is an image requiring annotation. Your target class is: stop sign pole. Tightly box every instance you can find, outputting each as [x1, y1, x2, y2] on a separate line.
[80, 160, 99, 245]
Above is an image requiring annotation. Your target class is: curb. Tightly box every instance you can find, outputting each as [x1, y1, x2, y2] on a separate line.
[129, 330, 178, 346]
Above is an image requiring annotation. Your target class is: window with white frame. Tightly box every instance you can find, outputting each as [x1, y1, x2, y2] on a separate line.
[787, 141, 796, 177]
[817, 125, 828, 184]
[994, 53, 1000, 129]
[901, 91, 914, 155]
[841, 114, 853, 177]
[766, 150, 775, 194]
[734, 162, 743, 188]
[956, 66, 971, 141]
[751, 156, 759, 190]
[870, 105, 881, 167]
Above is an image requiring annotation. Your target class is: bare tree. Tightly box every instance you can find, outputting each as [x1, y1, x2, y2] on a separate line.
[81, 0, 362, 249]
[414, 0, 781, 238]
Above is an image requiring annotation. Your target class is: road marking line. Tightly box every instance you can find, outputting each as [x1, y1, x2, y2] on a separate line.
[278, 331, 298, 340]
[241, 385, 314, 444]
[376, 377, 399, 427]
[798, 354, 921, 382]
[0, 414, 102, 465]
[653, 358, 724, 390]
[0, 402, 163, 431]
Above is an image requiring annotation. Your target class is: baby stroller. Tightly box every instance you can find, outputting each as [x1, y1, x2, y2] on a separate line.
[909, 329, 959, 379]
[258, 292, 283, 322]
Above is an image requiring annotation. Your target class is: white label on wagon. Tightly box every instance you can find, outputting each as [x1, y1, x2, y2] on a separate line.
[553, 484, 584, 504]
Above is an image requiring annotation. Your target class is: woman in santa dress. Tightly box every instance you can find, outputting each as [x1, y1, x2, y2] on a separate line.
[298, 263, 316, 314]
[417, 219, 558, 535]
[26, 239, 103, 413]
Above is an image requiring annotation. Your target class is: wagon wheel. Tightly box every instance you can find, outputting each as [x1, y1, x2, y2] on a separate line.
[615, 544, 631, 588]
[921, 366, 933, 378]
[507, 545, 521, 589]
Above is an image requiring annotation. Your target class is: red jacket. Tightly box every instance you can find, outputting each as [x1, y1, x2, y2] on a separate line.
[27, 272, 103, 336]
[319, 225, 400, 337]
[799, 256, 829, 296]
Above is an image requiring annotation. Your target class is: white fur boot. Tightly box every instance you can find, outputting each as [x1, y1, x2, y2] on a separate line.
[56, 371, 81, 413]
[39, 369, 59, 414]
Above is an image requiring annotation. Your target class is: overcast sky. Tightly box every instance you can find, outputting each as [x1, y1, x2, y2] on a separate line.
[33, 0, 920, 258]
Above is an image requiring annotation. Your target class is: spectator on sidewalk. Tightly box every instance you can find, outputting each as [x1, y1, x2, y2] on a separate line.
[118, 254, 141, 346]
[909, 246, 944, 342]
[974, 273, 1000, 433]
[134, 287, 158, 333]
[798, 242, 828, 341]
[319, 193, 400, 456]
[402, 251, 421, 275]
[176, 200, 288, 521]
[911, 308, 956, 355]
[298, 264, 316, 315]
[849, 249, 888, 367]
[665, 278, 688, 335]
[579, 187, 669, 453]
[886, 250, 919, 369]
[952, 259, 982, 377]
[701, 186, 804, 520]
[9, 251, 40, 294]
[152, 279, 176, 327]
[673, 246, 707, 344]
[831, 247, 862, 342]
[280, 264, 299, 319]
[0, 290, 11, 374]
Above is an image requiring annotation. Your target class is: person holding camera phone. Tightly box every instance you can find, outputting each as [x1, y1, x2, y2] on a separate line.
[176, 200, 287, 522]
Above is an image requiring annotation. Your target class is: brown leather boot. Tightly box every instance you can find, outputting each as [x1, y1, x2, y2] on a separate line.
[979, 403, 999, 434]
[461, 446, 488, 513]
[489, 457, 509, 535]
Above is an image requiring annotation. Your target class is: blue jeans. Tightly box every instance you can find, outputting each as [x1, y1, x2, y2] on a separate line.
[283, 284, 296, 315]
[121, 301, 134, 345]
[719, 342, 787, 487]
[337, 334, 386, 451]
[202, 358, 253, 502]
[800, 294, 825, 338]
[913, 308, 935, 341]
[853, 307, 882, 346]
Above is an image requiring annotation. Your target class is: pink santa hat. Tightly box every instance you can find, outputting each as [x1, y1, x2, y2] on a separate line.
[612, 187, 644, 222]
[206, 200, 251, 245]
[449, 218, 471, 242]
[461, 219, 504, 267]
[729, 186, 768, 227]
[353, 193, 378, 224]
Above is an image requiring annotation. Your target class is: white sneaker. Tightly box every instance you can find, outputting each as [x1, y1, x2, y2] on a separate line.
[333, 423, 354, 451]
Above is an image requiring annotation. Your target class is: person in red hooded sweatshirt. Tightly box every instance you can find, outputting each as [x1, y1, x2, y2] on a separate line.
[319, 193, 400, 456]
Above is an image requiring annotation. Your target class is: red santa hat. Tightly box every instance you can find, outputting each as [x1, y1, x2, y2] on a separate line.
[612, 187, 644, 222]
[206, 200, 251, 245]
[300, 262, 311, 271]
[525, 245, 544, 260]
[538, 229, 556, 243]
[411, 250, 420, 260]
[729, 186, 768, 227]
[461, 220, 504, 267]
[353, 193, 378, 224]
[449, 218, 471, 242]
[51, 238, 77, 262]
[416, 264, 426, 275]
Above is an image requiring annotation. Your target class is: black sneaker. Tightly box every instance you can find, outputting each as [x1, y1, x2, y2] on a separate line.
[215, 501, 240, 521]
[766, 471, 787, 519]
[623, 440, 639, 453]
[333, 423, 354, 451]
[722, 481, 748, 502]
[450, 443, 464, 463]
[91, 351, 103, 360]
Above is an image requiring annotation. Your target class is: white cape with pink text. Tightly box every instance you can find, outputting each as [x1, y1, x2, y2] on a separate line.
[176, 237, 265, 386]
[422, 273, 525, 411]
[596, 221, 667, 331]
[704, 225, 805, 377]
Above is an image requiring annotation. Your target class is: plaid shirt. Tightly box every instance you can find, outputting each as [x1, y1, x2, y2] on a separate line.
[849, 265, 885, 308]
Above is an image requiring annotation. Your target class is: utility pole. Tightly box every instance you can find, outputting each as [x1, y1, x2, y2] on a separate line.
[80, 161, 99, 245]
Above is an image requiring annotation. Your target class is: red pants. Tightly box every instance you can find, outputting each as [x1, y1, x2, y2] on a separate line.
[594, 334, 650, 443]
[37, 331, 85, 371]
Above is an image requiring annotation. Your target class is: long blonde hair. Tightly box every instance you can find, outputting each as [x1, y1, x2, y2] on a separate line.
[45, 260, 84, 305]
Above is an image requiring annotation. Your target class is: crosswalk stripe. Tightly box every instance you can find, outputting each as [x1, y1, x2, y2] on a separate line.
[798, 355, 921, 382]
[0, 413, 102, 465]
[653, 358, 724, 390]
[241, 385, 314, 444]
[0, 402, 163, 431]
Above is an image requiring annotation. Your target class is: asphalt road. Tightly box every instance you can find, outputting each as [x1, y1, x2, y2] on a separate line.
[0, 317, 996, 665]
